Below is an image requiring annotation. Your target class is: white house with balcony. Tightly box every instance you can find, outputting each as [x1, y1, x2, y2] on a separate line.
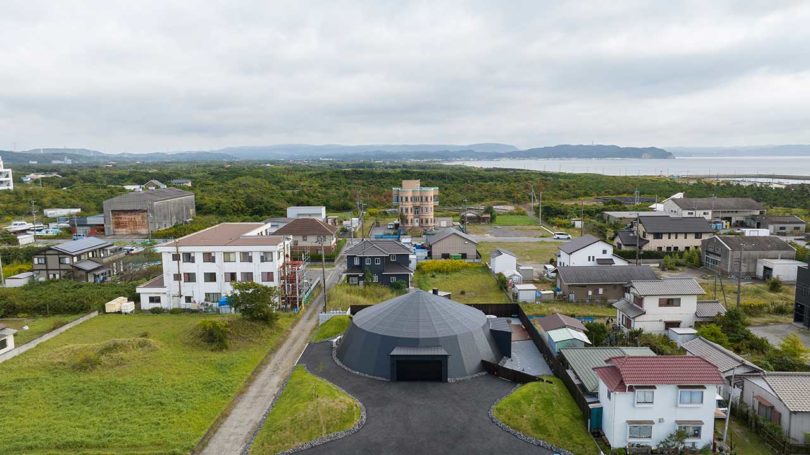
[612, 278, 723, 334]
[557, 235, 628, 267]
[594, 355, 724, 450]
[0, 157, 12, 191]
[136, 222, 290, 310]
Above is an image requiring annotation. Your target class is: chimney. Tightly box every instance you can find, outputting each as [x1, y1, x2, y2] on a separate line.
[432, 288, 439, 295]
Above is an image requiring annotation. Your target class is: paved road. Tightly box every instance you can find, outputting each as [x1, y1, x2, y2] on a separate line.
[749, 323, 810, 364]
[299, 343, 549, 454]
[200, 246, 350, 455]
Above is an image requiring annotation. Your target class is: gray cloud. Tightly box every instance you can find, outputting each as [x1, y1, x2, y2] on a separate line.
[1, 0, 809, 152]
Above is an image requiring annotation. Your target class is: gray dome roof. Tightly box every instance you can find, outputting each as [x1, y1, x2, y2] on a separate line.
[353, 290, 489, 338]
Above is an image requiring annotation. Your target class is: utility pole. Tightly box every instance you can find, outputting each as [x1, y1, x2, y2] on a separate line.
[722, 366, 740, 451]
[635, 215, 640, 266]
[30, 200, 38, 242]
[463, 198, 468, 231]
[580, 199, 584, 236]
[318, 236, 328, 312]
[0, 252, 5, 287]
[538, 191, 543, 226]
[736, 242, 744, 308]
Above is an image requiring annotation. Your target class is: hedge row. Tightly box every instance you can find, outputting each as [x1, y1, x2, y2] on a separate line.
[0, 281, 138, 317]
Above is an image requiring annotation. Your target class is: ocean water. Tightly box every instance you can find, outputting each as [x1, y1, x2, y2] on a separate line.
[446, 155, 810, 177]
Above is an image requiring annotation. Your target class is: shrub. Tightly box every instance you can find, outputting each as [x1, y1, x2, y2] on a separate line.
[585, 322, 609, 346]
[230, 281, 279, 325]
[149, 307, 165, 314]
[389, 280, 406, 292]
[697, 323, 729, 347]
[169, 308, 183, 315]
[767, 277, 783, 293]
[416, 259, 479, 274]
[196, 320, 230, 351]
[638, 333, 682, 355]
[495, 273, 508, 291]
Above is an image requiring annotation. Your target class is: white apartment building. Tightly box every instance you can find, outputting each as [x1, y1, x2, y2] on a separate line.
[595, 355, 723, 450]
[286, 206, 326, 220]
[137, 223, 290, 310]
[0, 157, 13, 191]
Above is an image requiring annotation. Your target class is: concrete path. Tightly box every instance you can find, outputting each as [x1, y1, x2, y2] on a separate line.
[0, 311, 98, 364]
[200, 249, 350, 455]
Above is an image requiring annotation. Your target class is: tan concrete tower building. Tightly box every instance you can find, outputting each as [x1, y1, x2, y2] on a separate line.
[392, 179, 438, 229]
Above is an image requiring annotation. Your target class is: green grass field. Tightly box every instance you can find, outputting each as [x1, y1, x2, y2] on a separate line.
[326, 284, 401, 311]
[478, 241, 559, 265]
[726, 418, 772, 455]
[250, 365, 361, 454]
[492, 215, 536, 226]
[414, 266, 509, 303]
[311, 315, 351, 342]
[520, 302, 615, 319]
[0, 314, 84, 346]
[492, 377, 601, 455]
[0, 313, 298, 454]
[700, 280, 796, 324]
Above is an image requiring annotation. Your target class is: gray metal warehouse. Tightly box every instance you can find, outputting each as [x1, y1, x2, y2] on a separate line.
[336, 290, 503, 382]
[103, 188, 196, 236]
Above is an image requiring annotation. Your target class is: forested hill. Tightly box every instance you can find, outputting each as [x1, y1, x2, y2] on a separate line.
[0, 143, 672, 163]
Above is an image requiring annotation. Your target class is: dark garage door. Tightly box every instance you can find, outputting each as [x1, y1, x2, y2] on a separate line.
[395, 359, 444, 381]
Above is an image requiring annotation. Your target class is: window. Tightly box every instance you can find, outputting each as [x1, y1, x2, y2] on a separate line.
[302, 235, 308, 241]
[391, 277, 397, 282]
[202, 252, 215, 263]
[628, 425, 652, 439]
[349, 276, 359, 284]
[204, 293, 221, 303]
[241, 272, 254, 282]
[148, 296, 161, 304]
[223, 252, 236, 262]
[173, 273, 181, 281]
[635, 390, 654, 405]
[185, 296, 193, 304]
[261, 272, 274, 282]
[653, 233, 663, 239]
[372, 274, 379, 283]
[365, 258, 371, 265]
[204, 272, 216, 282]
[390, 254, 396, 262]
[659, 298, 681, 307]
[375, 258, 381, 265]
[183, 272, 196, 283]
[240, 252, 252, 262]
[34, 256, 46, 265]
[224, 272, 237, 282]
[598, 288, 604, 295]
[171, 253, 180, 261]
[602, 249, 607, 254]
[695, 233, 703, 239]
[261, 252, 274, 263]
[182, 253, 195, 263]
[679, 390, 704, 405]
[354, 257, 360, 266]
[59, 256, 71, 264]
[677, 425, 702, 439]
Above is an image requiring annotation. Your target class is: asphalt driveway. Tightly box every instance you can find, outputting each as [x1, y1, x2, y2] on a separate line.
[299, 342, 549, 454]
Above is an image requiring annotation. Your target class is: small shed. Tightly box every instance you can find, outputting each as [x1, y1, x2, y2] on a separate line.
[0, 323, 17, 354]
[756, 258, 808, 283]
[538, 290, 554, 301]
[546, 327, 591, 354]
[667, 327, 698, 346]
[4, 272, 33, 288]
[513, 283, 537, 303]
[518, 266, 534, 281]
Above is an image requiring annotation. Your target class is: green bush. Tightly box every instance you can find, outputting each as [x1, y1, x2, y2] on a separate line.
[0, 280, 138, 317]
[767, 277, 783, 293]
[149, 307, 165, 314]
[390, 280, 407, 291]
[495, 273, 508, 291]
[169, 308, 183, 314]
[196, 320, 230, 351]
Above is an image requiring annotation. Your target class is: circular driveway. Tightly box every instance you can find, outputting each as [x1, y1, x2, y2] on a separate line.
[298, 342, 549, 454]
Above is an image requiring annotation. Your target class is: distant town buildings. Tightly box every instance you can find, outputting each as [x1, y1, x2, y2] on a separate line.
[31, 237, 124, 282]
[0, 157, 12, 191]
[392, 179, 438, 229]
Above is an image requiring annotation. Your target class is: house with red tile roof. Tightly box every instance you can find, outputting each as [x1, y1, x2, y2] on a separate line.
[594, 355, 724, 450]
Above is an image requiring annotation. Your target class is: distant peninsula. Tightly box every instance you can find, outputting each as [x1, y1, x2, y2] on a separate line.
[0, 143, 673, 164]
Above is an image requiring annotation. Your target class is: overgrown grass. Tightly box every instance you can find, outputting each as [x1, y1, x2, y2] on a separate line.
[478, 241, 559, 265]
[493, 215, 536, 226]
[311, 316, 351, 342]
[492, 376, 601, 455]
[726, 417, 772, 455]
[250, 365, 361, 454]
[326, 284, 400, 311]
[520, 302, 615, 320]
[0, 313, 298, 454]
[0, 314, 84, 345]
[700, 281, 796, 318]
[414, 266, 509, 303]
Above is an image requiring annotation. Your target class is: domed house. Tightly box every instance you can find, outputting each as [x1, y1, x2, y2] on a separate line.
[336, 290, 503, 382]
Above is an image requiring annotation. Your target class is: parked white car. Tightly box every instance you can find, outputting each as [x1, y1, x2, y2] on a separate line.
[552, 232, 572, 240]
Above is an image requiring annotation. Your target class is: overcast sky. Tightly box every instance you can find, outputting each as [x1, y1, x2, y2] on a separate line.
[2, 1, 810, 153]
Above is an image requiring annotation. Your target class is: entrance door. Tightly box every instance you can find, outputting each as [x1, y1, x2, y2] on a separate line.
[395, 359, 444, 381]
[762, 266, 773, 280]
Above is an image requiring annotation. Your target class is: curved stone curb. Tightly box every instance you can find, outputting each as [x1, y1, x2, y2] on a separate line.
[242, 364, 366, 455]
[488, 385, 576, 455]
